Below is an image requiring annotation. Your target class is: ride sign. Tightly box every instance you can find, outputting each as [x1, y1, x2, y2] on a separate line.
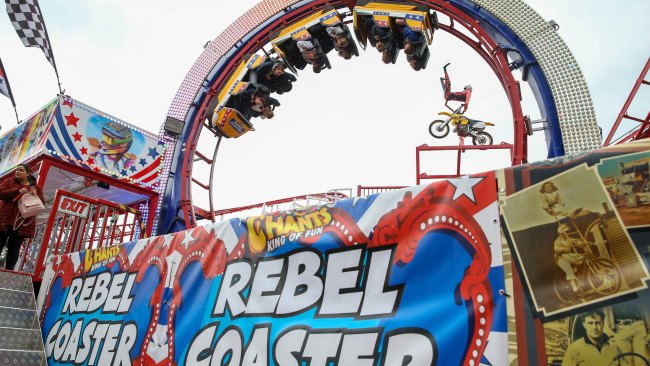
[57, 196, 90, 218]
[38, 173, 507, 365]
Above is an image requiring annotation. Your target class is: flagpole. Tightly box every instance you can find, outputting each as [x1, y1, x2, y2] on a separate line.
[55, 69, 63, 95]
[13, 105, 19, 125]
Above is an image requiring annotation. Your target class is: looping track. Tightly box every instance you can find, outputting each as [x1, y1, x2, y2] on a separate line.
[159, 0, 601, 234]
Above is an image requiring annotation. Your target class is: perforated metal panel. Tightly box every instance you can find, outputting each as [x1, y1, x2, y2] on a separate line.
[470, 0, 601, 154]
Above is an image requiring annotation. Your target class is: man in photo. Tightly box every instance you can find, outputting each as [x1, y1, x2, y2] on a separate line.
[554, 224, 586, 293]
[562, 310, 627, 366]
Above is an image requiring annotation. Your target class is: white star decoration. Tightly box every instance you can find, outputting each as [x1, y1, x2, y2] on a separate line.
[447, 175, 484, 203]
[180, 230, 195, 250]
[162, 234, 174, 248]
[352, 195, 369, 207]
[146, 324, 169, 363]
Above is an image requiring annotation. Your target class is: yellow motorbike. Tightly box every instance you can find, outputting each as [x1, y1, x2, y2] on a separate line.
[428, 104, 495, 145]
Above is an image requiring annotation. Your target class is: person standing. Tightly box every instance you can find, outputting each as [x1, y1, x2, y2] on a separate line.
[0, 164, 44, 271]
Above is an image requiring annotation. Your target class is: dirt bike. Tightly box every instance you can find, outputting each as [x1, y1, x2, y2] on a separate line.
[428, 104, 495, 145]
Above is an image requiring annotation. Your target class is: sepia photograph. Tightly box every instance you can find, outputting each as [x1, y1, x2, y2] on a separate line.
[544, 295, 650, 366]
[501, 164, 649, 316]
[598, 151, 650, 229]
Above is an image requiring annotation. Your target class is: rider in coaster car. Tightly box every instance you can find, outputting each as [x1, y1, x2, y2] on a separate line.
[297, 39, 327, 73]
[256, 58, 297, 95]
[364, 17, 401, 62]
[400, 22, 428, 71]
[326, 24, 355, 60]
[441, 63, 472, 112]
[226, 83, 280, 121]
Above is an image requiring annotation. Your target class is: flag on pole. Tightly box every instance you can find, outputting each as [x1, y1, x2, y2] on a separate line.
[5, 0, 58, 72]
[0, 57, 16, 107]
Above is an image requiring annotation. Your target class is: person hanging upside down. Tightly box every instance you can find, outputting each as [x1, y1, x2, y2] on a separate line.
[441, 63, 472, 112]
[297, 39, 327, 73]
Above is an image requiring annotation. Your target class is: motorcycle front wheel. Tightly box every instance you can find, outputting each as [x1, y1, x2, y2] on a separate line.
[429, 120, 450, 138]
[472, 131, 493, 145]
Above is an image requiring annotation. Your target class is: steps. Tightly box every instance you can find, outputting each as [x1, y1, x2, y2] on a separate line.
[0, 270, 46, 366]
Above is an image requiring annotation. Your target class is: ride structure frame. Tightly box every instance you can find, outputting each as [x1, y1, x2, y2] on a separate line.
[159, 0, 601, 235]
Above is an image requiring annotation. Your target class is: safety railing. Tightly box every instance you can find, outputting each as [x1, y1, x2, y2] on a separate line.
[15, 190, 146, 280]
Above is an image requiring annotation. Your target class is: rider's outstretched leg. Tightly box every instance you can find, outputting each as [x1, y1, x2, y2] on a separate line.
[442, 64, 452, 100]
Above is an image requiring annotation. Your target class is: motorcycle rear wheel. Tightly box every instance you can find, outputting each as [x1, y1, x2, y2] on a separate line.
[472, 131, 493, 145]
[429, 120, 450, 138]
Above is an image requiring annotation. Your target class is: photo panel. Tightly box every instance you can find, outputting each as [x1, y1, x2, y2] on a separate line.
[544, 292, 650, 366]
[597, 150, 650, 229]
[501, 164, 649, 316]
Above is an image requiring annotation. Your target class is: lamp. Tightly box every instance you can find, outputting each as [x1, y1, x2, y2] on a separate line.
[164, 116, 184, 136]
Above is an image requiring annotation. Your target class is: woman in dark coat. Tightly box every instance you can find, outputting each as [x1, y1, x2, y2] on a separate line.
[0, 164, 45, 271]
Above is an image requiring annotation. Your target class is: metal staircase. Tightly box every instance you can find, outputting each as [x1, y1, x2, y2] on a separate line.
[0, 270, 46, 366]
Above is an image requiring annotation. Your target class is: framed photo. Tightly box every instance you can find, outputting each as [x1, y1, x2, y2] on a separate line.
[501, 164, 649, 316]
[597, 150, 650, 229]
[544, 296, 650, 366]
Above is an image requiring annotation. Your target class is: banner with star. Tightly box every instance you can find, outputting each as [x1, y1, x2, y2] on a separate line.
[43, 96, 166, 190]
[37, 172, 508, 366]
[0, 96, 57, 175]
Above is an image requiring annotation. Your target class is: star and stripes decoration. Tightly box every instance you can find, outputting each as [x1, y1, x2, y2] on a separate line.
[5, 0, 58, 71]
[45, 97, 166, 191]
[332, 175, 508, 366]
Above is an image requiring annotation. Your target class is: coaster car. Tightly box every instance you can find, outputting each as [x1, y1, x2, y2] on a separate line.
[210, 81, 255, 138]
[271, 7, 355, 73]
[208, 54, 266, 138]
[353, 0, 437, 66]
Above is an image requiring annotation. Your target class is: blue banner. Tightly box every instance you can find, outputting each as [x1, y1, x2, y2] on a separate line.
[39, 172, 507, 365]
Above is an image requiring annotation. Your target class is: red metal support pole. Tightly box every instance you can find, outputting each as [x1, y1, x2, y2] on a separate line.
[416, 144, 423, 185]
[146, 196, 158, 236]
[416, 143, 514, 182]
[120, 212, 129, 244]
[604, 57, 650, 146]
[88, 202, 101, 249]
[633, 111, 650, 141]
[75, 214, 90, 253]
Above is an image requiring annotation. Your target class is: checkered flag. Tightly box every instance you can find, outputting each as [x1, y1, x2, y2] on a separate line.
[5, 0, 58, 72]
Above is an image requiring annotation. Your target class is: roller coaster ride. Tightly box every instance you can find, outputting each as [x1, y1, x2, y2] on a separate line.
[158, 0, 602, 235]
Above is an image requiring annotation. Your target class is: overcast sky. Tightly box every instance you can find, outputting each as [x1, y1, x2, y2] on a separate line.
[1, 1, 649, 212]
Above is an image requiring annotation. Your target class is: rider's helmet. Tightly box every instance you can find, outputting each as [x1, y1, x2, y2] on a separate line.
[463, 84, 473, 92]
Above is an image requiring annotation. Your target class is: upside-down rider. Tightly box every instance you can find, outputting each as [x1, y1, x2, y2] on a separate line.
[441, 63, 472, 113]
[226, 83, 280, 121]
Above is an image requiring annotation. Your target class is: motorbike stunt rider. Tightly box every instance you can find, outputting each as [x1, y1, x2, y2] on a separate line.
[441, 63, 472, 113]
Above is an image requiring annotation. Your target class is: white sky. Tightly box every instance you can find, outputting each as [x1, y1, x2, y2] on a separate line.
[1, 1, 649, 213]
